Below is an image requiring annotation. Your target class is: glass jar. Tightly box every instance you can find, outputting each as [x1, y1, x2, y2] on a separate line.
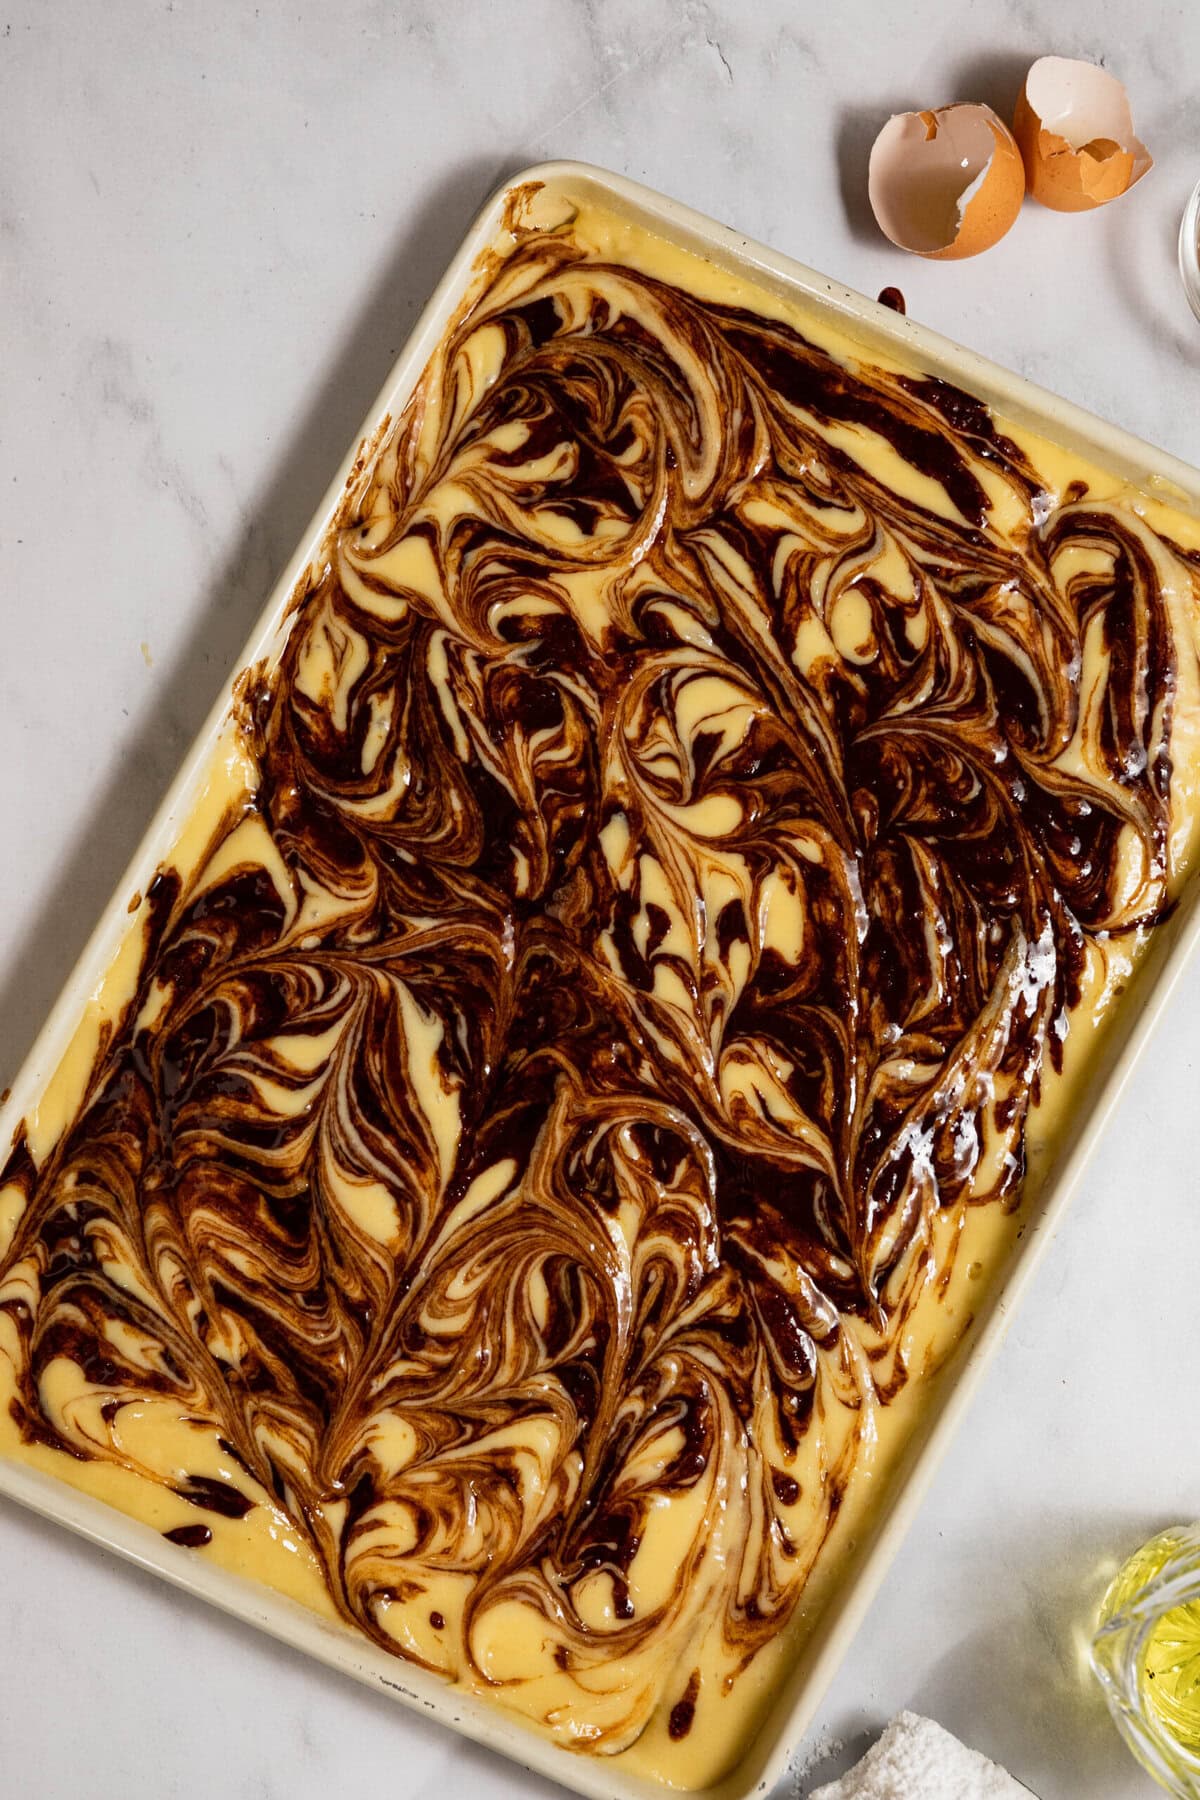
[1177, 180, 1200, 324]
[1091, 1524, 1200, 1797]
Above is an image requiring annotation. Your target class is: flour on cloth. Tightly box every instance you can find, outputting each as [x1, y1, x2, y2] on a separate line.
[808, 1711, 1031, 1798]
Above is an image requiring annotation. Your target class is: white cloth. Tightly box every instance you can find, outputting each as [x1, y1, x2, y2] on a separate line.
[808, 1711, 1031, 1799]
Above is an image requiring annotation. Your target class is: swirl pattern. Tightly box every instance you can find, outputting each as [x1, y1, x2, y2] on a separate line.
[2, 190, 1198, 1780]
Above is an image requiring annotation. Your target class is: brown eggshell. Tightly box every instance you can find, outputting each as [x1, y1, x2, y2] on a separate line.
[1014, 56, 1152, 212]
[868, 103, 1026, 261]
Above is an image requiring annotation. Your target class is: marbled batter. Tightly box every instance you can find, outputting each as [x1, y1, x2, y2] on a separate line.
[3, 182, 1200, 1788]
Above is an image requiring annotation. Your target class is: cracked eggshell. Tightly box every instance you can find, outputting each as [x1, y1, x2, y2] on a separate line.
[868, 103, 1026, 260]
[1014, 56, 1152, 212]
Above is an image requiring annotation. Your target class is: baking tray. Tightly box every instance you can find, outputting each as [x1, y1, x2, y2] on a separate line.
[3, 161, 1200, 1800]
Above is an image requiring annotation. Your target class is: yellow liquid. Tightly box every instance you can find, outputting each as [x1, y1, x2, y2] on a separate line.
[1099, 1530, 1200, 1756]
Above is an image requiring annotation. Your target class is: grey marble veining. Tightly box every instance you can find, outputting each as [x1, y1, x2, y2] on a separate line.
[2, 4, 1197, 1796]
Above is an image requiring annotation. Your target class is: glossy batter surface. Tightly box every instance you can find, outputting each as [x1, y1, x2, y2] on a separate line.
[4, 184, 1200, 1788]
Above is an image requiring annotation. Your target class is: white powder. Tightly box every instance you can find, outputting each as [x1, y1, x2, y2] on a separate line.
[807, 1712, 1031, 1800]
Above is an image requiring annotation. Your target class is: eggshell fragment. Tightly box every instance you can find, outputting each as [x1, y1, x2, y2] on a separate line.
[868, 103, 1026, 260]
[1013, 56, 1152, 211]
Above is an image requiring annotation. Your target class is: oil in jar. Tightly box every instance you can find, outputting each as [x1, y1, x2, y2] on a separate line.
[1098, 1528, 1200, 1755]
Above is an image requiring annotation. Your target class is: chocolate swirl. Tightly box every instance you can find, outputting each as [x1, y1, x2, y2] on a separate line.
[0, 202, 1193, 1768]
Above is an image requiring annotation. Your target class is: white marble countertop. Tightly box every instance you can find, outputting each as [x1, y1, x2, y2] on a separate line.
[2, 4, 1198, 1796]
